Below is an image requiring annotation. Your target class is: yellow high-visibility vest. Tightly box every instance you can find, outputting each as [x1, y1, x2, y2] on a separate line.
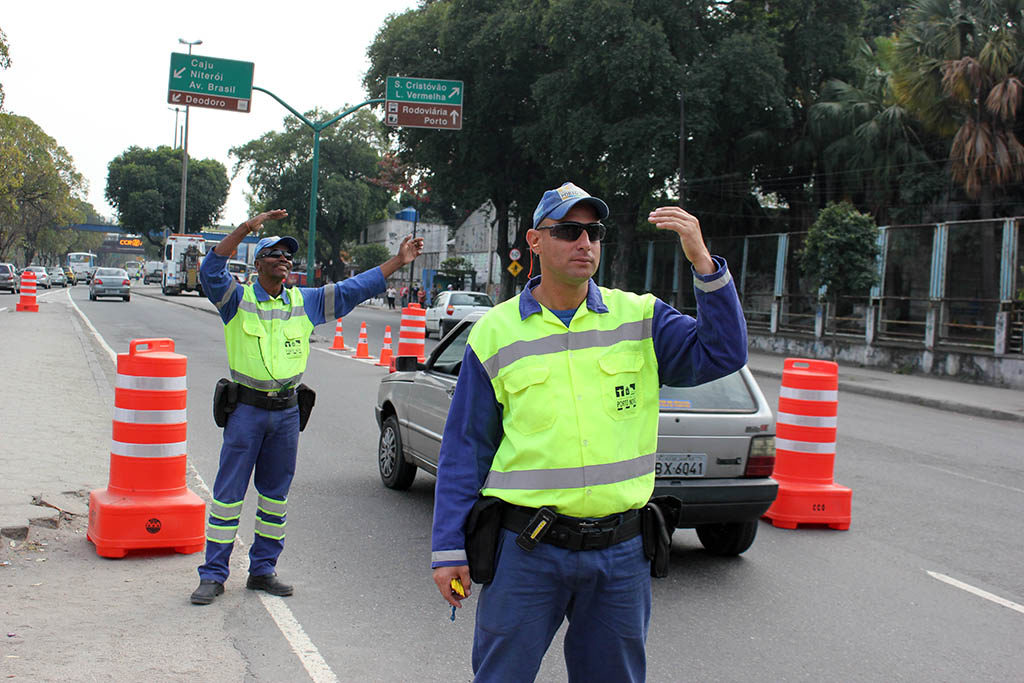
[224, 285, 313, 391]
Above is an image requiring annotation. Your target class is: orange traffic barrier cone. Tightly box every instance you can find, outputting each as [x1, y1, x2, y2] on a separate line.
[398, 303, 426, 362]
[375, 326, 394, 367]
[330, 318, 347, 350]
[763, 358, 851, 530]
[15, 270, 38, 312]
[87, 338, 206, 557]
[353, 321, 375, 360]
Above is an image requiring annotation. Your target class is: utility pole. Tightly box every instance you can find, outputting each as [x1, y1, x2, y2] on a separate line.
[675, 90, 686, 311]
[177, 38, 202, 234]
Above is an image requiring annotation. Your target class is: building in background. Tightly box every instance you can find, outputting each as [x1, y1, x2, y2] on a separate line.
[362, 208, 449, 290]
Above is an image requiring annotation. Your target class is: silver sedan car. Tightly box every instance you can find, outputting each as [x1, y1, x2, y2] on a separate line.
[47, 266, 67, 287]
[376, 314, 778, 556]
[22, 265, 50, 288]
[89, 267, 131, 301]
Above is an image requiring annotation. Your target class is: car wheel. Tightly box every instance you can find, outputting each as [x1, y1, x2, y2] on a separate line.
[123, 295, 130, 302]
[695, 520, 758, 556]
[440, 320, 454, 337]
[378, 415, 416, 490]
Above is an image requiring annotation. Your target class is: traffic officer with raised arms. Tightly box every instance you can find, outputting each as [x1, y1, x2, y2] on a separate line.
[430, 182, 748, 680]
[191, 208, 423, 605]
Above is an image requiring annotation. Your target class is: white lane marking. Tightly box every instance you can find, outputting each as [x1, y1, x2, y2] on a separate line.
[927, 571, 1024, 616]
[73, 287, 337, 682]
[314, 346, 383, 365]
[919, 463, 1024, 495]
[66, 289, 117, 363]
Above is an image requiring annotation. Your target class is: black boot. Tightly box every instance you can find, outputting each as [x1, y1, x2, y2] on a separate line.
[246, 572, 294, 596]
[190, 579, 224, 605]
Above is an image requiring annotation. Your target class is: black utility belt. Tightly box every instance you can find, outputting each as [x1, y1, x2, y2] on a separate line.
[236, 383, 298, 410]
[502, 504, 642, 552]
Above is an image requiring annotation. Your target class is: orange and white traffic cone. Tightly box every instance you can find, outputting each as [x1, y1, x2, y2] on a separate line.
[399, 303, 426, 362]
[353, 321, 375, 360]
[16, 271, 38, 312]
[375, 326, 394, 367]
[330, 318, 347, 350]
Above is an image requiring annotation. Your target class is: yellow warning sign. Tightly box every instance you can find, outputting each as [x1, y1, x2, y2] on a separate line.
[507, 260, 523, 276]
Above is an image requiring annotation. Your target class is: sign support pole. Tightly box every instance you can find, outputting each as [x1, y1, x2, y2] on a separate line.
[252, 87, 383, 285]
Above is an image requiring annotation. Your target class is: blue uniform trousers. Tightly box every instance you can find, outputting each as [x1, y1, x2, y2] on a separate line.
[472, 529, 652, 683]
[198, 402, 299, 583]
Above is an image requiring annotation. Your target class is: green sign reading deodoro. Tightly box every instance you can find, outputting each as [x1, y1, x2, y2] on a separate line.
[168, 53, 254, 100]
[386, 76, 463, 105]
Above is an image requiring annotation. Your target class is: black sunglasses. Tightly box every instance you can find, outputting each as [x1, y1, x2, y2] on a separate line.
[257, 249, 293, 261]
[537, 221, 606, 242]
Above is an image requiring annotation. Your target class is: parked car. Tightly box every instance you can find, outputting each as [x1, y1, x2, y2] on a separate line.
[143, 261, 163, 284]
[23, 265, 50, 289]
[0, 262, 19, 294]
[47, 266, 67, 287]
[425, 290, 494, 338]
[375, 314, 778, 556]
[227, 259, 250, 285]
[89, 267, 131, 302]
[63, 266, 77, 286]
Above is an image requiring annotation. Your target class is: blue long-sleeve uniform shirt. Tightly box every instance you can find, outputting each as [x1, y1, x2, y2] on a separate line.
[199, 251, 386, 326]
[430, 256, 748, 568]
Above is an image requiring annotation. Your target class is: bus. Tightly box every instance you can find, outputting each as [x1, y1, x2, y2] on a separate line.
[67, 252, 97, 284]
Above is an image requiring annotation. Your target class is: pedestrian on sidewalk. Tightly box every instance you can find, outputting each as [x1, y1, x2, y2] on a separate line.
[386, 286, 397, 310]
[190, 209, 423, 605]
[430, 182, 747, 680]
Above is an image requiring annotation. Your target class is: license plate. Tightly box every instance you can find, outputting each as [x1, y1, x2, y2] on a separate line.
[655, 453, 706, 478]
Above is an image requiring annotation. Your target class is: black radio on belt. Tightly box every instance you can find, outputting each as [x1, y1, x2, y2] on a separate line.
[515, 506, 557, 552]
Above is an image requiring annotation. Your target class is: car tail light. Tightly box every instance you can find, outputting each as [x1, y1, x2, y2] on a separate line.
[744, 436, 775, 477]
[122, 279, 130, 286]
[446, 304, 454, 316]
[94, 278, 103, 285]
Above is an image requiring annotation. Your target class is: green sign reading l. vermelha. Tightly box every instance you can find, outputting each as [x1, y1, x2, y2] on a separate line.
[168, 53, 254, 113]
[386, 76, 463, 105]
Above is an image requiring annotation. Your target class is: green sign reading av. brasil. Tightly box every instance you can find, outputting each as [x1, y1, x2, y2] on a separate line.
[168, 53, 254, 112]
[386, 76, 463, 105]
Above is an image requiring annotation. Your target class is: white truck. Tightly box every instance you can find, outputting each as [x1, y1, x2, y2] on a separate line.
[161, 233, 207, 296]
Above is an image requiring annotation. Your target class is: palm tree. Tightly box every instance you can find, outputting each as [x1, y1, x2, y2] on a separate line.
[890, 0, 1024, 218]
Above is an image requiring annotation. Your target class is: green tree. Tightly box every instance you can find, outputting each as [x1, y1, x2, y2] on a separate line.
[350, 242, 391, 274]
[231, 108, 391, 283]
[0, 114, 85, 264]
[105, 145, 229, 243]
[0, 27, 10, 111]
[800, 201, 879, 354]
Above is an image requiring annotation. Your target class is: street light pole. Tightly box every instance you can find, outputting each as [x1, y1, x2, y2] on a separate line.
[177, 38, 202, 234]
[168, 107, 183, 148]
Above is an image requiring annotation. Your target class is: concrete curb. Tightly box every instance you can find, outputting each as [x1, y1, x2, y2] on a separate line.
[748, 367, 1024, 424]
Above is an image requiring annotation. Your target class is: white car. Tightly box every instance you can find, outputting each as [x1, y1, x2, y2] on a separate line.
[22, 266, 50, 288]
[424, 290, 494, 338]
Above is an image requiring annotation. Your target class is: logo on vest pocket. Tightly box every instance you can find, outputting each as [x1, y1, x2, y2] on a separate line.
[614, 383, 637, 412]
[283, 338, 303, 358]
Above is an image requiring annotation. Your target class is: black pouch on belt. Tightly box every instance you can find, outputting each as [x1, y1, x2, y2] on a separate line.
[296, 384, 316, 432]
[465, 496, 504, 585]
[642, 496, 682, 578]
[213, 378, 239, 428]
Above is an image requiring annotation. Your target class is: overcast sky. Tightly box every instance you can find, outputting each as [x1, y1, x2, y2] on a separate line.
[3, 0, 419, 227]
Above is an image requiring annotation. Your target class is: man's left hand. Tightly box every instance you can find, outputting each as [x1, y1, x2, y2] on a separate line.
[398, 235, 425, 264]
[648, 206, 715, 275]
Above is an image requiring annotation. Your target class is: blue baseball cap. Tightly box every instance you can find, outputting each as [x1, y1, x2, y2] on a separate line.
[254, 235, 299, 256]
[532, 182, 609, 229]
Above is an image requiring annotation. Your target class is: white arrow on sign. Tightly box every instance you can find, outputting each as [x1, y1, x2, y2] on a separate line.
[171, 93, 182, 103]
[451, 110, 460, 124]
[173, 66, 186, 78]
[449, 87, 460, 99]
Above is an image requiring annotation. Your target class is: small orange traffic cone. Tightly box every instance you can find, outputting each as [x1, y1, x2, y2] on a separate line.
[375, 326, 394, 367]
[353, 321, 375, 360]
[330, 318, 347, 350]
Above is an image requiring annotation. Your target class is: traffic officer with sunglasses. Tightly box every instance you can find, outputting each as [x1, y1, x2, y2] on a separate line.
[431, 182, 747, 680]
[191, 209, 423, 605]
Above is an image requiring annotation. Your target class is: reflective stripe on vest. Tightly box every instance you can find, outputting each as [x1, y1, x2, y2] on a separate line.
[257, 494, 287, 517]
[209, 498, 243, 521]
[206, 521, 238, 544]
[255, 518, 285, 540]
[216, 279, 238, 310]
[471, 287, 660, 518]
[223, 285, 313, 391]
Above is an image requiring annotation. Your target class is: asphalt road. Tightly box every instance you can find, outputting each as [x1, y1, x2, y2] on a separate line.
[71, 284, 1024, 682]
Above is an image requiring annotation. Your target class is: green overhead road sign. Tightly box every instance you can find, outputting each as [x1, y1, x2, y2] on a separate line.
[168, 53, 254, 112]
[386, 76, 463, 105]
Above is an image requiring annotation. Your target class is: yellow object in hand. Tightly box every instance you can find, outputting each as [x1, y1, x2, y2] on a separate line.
[450, 578, 466, 598]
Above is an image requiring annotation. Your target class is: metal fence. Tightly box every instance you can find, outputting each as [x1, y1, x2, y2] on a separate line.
[618, 217, 1022, 356]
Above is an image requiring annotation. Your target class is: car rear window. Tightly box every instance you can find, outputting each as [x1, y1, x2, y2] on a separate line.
[450, 293, 493, 307]
[0, 265, 10, 274]
[95, 268, 125, 277]
[659, 371, 757, 412]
